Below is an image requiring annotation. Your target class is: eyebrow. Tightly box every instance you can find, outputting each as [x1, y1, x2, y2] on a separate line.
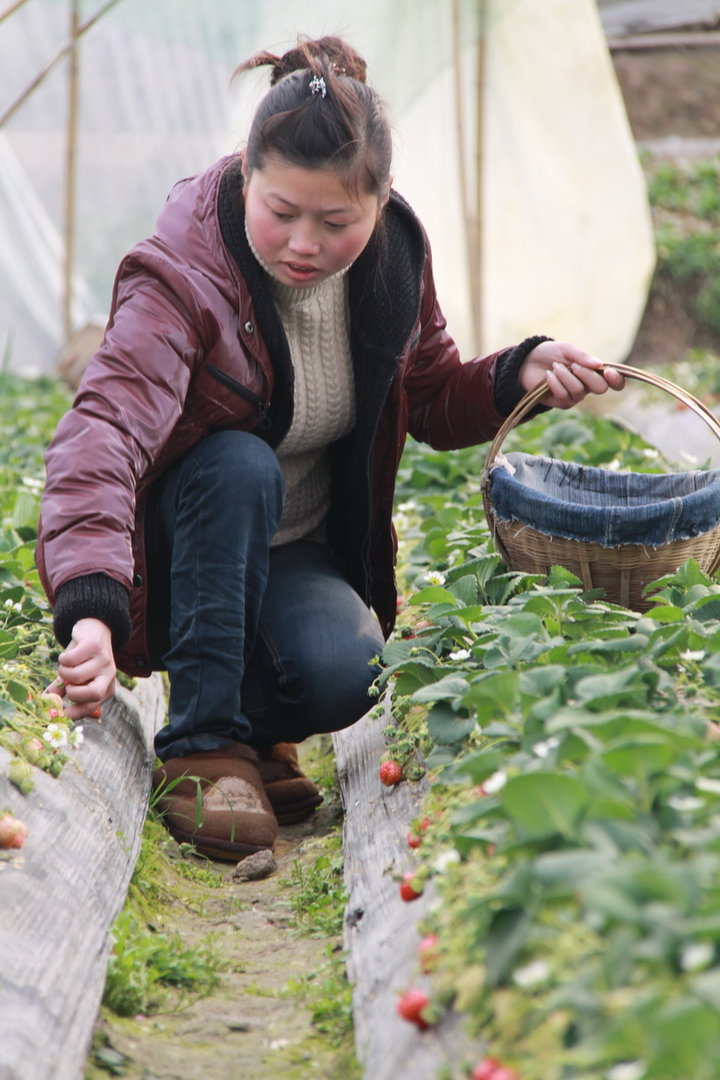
[267, 192, 358, 216]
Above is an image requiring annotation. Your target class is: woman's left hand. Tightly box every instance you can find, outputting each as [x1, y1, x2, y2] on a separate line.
[519, 341, 625, 409]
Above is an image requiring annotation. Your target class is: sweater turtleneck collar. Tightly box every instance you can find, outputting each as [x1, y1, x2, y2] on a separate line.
[244, 216, 350, 306]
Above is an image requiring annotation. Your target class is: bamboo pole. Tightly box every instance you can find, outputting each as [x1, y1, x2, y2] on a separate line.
[0, 0, 122, 129]
[451, 0, 486, 352]
[0, 0, 32, 25]
[63, 0, 80, 342]
[474, 3, 486, 350]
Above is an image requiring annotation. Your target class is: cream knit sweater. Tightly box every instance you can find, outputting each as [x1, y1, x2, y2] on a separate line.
[245, 224, 356, 545]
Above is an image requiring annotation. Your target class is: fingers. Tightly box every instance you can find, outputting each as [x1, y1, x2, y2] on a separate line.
[43, 678, 66, 699]
[62, 693, 107, 723]
[61, 674, 115, 720]
[545, 361, 625, 409]
[54, 618, 116, 720]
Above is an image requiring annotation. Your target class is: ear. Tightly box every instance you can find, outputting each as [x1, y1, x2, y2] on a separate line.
[379, 176, 393, 211]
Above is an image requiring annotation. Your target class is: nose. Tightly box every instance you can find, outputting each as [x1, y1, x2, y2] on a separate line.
[288, 220, 321, 257]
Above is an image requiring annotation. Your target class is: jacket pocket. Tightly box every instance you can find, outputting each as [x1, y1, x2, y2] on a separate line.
[205, 363, 271, 429]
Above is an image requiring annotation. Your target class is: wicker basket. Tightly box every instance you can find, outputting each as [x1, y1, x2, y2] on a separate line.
[481, 362, 720, 611]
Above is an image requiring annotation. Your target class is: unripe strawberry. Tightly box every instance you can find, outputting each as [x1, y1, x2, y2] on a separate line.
[41, 691, 65, 710]
[396, 988, 431, 1029]
[400, 871, 423, 902]
[0, 813, 27, 849]
[379, 760, 403, 786]
[8, 758, 34, 795]
[22, 738, 44, 764]
[418, 933, 439, 973]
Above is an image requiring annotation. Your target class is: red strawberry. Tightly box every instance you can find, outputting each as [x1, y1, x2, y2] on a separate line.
[400, 871, 423, 902]
[396, 988, 431, 1029]
[471, 1058, 518, 1080]
[379, 760, 403, 786]
[418, 933, 439, 973]
[407, 817, 432, 848]
[0, 814, 27, 849]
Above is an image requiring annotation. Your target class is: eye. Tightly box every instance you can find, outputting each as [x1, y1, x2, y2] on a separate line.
[272, 210, 294, 221]
[325, 221, 349, 231]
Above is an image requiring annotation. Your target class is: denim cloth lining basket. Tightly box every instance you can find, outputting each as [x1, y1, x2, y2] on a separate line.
[481, 363, 720, 610]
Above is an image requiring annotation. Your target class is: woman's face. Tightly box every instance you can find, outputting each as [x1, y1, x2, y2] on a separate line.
[243, 154, 384, 287]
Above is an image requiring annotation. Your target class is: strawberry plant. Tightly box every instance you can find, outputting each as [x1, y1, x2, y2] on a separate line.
[386, 402, 720, 1079]
[0, 375, 83, 791]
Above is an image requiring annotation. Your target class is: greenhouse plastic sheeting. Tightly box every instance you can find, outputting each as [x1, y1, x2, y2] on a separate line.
[1, 0, 654, 377]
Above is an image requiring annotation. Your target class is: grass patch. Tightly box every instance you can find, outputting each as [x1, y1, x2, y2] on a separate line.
[644, 154, 720, 342]
[102, 820, 223, 1019]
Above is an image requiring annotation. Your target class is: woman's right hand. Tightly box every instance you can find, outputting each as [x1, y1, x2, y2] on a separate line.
[50, 618, 117, 721]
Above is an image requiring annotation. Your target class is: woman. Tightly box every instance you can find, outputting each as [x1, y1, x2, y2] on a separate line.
[37, 36, 623, 860]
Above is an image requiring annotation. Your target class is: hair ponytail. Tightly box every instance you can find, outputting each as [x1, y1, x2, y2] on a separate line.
[234, 36, 391, 199]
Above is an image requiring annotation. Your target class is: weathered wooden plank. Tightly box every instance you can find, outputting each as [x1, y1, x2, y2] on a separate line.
[0, 674, 165, 1080]
[598, 0, 720, 37]
[334, 704, 477, 1080]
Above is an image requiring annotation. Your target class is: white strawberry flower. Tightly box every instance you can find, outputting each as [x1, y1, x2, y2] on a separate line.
[424, 571, 446, 586]
[696, 777, 720, 795]
[512, 959, 550, 988]
[533, 737, 560, 759]
[68, 725, 85, 748]
[482, 769, 508, 794]
[680, 941, 713, 972]
[43, 723, 69, 749]
[607, 1062, 646, 1080]
[432, 848, 460, 874]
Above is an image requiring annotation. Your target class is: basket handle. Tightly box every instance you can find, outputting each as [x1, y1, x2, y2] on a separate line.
[482, 360, 720, 478]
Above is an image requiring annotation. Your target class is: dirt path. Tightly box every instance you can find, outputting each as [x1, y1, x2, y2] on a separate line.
[85, 747, 355, 1080]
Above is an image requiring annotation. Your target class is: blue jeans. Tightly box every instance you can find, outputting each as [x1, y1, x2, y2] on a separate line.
[489, 452, 720, 546]
[147, 431, 384, 761]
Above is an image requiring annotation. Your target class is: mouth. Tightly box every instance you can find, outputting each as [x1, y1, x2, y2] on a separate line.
[283, 261, 321, 281]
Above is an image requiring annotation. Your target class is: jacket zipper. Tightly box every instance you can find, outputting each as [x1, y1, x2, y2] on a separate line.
[206, 363, 271, 429]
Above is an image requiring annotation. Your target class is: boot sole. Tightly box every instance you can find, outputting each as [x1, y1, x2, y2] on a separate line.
[166, 824, 273, 862]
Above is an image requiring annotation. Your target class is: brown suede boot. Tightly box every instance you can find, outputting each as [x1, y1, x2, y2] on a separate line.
[256, 743, 323, 825]
[152, 744, 277, 861]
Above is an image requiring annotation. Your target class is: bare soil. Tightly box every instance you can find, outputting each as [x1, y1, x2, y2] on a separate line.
[613, 42, 720, 366]
[85, 746, 354, 1080]
[84, 42, 720, 1080]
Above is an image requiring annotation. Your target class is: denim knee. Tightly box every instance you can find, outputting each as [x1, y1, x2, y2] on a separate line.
[275, 636, 382, 737]
[187, 430, 282, 496]
[163, 430, 284, 528]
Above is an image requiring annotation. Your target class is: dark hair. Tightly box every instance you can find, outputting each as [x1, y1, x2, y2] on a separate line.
[234, 36, 392, 199]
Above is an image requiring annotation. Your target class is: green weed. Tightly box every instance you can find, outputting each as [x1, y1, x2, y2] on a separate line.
[285, 834, 346, 938]
[102, 907, 221, 1017]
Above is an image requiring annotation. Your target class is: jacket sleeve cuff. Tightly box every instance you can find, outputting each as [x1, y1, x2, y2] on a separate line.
[53, 574, 132, 649]
[493, 334, 555, 416]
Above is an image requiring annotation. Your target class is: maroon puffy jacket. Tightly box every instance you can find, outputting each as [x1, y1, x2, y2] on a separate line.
[37, 154, 525, 676]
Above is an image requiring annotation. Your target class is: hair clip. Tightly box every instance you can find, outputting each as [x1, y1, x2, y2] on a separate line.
[309, 74, 327, 99]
